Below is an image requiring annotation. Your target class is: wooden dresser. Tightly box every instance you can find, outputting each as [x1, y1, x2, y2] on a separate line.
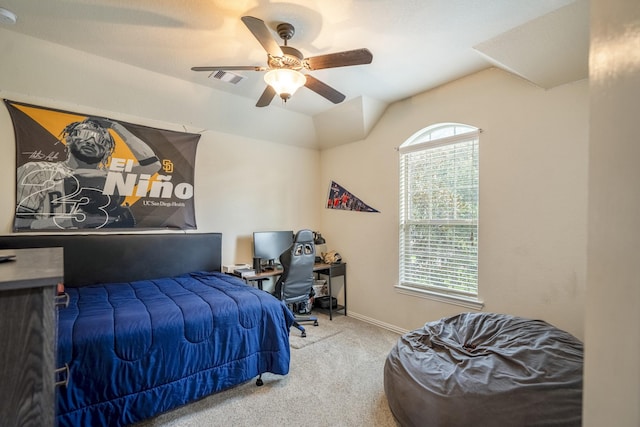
[0, 247, 63, 427]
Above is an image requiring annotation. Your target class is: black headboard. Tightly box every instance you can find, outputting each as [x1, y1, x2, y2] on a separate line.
[0, 233, 222, 287]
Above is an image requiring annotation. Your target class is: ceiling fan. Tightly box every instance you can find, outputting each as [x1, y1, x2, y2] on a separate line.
[191, 16, 373, 107]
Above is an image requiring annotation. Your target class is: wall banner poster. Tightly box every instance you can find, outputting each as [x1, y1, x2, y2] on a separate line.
[326, 180, 379, 212]
[5, 100, 200, 231]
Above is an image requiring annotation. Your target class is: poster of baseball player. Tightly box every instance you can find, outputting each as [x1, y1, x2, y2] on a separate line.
[5, 100, 200, 231]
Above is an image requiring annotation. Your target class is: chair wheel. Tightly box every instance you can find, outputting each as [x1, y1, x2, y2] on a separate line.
[313, 320, 319, 326]
[301, 330, 307, 337]
[256, 377, 263, 386]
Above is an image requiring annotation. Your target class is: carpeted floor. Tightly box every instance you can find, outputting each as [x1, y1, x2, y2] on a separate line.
[134, 312, 402, 427]
[288, 312, 342, 349]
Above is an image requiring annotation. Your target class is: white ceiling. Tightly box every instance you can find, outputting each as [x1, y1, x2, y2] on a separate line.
[0, 0, 589, 148]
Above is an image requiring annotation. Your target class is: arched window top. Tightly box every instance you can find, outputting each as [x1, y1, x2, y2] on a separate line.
[401, 122, 479, 149]
[398, 121, 480, 302]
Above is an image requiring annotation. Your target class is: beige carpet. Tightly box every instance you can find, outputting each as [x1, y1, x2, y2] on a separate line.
[135, 312, 402, 427]
[288, 314, 343, 349]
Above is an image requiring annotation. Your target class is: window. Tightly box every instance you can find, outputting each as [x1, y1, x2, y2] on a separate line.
[398, 123, 480, 306]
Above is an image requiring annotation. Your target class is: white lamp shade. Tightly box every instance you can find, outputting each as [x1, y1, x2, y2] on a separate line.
[264, 69, 306, 100]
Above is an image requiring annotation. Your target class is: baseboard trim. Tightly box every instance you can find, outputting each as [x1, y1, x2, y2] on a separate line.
[346, 311, 408, 335]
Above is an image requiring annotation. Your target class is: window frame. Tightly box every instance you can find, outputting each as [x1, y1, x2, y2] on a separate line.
[397, 123, 483, 309]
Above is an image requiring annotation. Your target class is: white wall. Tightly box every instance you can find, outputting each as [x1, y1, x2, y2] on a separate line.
[321, 68, 589, 339]
[0, 30, 321, 267]
[584, 0, 640, 425]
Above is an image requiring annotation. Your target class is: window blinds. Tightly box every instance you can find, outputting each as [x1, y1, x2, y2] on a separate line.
[400, 132, 479, 296]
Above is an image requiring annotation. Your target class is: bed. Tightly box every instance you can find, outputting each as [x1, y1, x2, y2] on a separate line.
[0, 233, 294, 427]
[384, 312, 583, 427]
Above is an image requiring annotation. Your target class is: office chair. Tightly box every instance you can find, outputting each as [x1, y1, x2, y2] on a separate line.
[273, 229, 319, 337]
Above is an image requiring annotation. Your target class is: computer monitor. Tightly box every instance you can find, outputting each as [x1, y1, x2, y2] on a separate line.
[252, 230, 294, 268]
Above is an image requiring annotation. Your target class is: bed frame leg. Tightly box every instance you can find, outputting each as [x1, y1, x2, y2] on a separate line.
[256, 375, 263, 386]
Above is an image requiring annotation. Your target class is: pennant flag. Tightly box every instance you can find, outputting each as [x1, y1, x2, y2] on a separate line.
[326, 180, 379, 212]
[5, 99, 200, 231]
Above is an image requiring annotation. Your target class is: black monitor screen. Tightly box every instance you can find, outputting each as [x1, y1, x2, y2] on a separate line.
[253, 230, 294, 264]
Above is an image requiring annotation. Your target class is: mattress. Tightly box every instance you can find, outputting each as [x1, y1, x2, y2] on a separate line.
[56, 271, 294, 426]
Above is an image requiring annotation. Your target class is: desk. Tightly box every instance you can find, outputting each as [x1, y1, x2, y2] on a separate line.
[312, 262, 347, 320]
[242, 262, 347, 320]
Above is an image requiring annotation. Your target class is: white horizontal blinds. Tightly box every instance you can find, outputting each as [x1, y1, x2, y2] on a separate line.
[400, 127, 479, 296]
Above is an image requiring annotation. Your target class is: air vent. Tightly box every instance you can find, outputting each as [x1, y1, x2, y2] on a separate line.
[209, 71, 245, 85]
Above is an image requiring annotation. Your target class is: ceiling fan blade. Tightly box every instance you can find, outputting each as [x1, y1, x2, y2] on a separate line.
[306, 48, 373, 70]
[304, 75, 346, 104]
[256, 85, 277, 107]
[241, 16, 284, 58]
[191, 66, 266, 72]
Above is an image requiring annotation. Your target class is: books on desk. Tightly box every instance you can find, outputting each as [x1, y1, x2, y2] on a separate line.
[234, 268, 255, 278]
[223, 263, 251, 273]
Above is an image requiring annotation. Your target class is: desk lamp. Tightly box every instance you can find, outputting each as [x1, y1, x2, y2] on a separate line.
[313, 232, 326, 262]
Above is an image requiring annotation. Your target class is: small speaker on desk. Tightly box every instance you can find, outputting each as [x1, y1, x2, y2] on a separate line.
[253, 257, 262, 274]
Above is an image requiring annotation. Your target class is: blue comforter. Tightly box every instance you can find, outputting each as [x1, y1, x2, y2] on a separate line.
[56, 271, 294, 426]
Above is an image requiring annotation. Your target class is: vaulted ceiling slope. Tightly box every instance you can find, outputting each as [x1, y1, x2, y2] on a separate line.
[0, 0, 588, 149]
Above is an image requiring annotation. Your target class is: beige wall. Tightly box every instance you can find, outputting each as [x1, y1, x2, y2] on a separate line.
[0, 27, 590, 340]
[4, 6, 639, 423]
[0, 30, 321, 268]
[321, 68, 589, 339]
[0, 27, 589, 341]
[584, 0, 640, 425]
[4, 3, 640, 423]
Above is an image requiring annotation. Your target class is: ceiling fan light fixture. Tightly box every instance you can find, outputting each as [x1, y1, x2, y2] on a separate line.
[264, 69, 306, 102]
[0, 7, 17, 25]
[192, 17, 371, 107]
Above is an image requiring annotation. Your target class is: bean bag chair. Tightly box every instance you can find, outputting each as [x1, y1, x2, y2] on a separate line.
[384, 312, 583, 426]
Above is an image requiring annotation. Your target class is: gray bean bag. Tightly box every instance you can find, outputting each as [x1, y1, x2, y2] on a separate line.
[384, 312, 583, 426]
